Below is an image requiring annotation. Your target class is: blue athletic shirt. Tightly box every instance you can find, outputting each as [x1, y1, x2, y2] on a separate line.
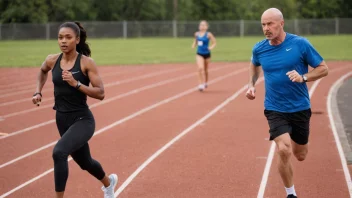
[251, 33, 324, 113]
[196, 32, 210, 55]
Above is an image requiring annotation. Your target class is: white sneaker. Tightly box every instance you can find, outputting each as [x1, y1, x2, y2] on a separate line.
[198, 84, 205, 91]
[101, 174, 118, 198]
[204, 83, 208, 88]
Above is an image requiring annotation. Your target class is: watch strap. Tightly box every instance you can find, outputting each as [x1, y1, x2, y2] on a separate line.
[75, 81, 81, 89]
[33, 92, 42, 97]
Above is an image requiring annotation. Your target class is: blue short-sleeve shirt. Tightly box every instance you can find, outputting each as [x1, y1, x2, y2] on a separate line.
[251, 33, 324, 113]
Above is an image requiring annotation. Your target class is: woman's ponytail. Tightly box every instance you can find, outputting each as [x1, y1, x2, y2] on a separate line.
[74, 22, 91, 57]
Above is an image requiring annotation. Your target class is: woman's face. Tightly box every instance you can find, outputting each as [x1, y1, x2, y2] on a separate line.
[199, 21, 208, 31]
[58, 27, 79, 53]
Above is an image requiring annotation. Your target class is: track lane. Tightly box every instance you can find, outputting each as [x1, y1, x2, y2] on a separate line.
[0, 65, 235, 165]
[0, 66, 193, 133]
[0, 64, 246, 197]
[0, 65, 189, 113]
[114, 76, 267, 198]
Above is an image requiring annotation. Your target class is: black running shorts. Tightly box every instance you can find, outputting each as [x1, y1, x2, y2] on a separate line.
[264, 108, 312, 145]
[197, 52, 211, 59]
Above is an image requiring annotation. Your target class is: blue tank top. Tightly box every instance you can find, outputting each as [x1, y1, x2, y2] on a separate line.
[196, 32, 210, 55]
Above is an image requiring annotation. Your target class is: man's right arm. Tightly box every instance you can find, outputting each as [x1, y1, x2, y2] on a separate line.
[248, 61, 261, 88]
[246, 48, 261, 100]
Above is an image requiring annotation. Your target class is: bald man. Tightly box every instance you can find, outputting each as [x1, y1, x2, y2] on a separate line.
[245, 8, 329, 198]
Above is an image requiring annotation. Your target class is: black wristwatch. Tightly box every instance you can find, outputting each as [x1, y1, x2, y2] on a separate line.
[75, 81, 81, 89]
[33, 92, 42, 97]
[302, 75, 308, 82]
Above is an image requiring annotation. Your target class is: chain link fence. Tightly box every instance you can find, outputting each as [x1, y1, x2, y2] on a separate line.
[1, 18, 351, 40]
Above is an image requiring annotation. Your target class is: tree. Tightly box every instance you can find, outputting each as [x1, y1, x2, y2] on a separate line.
[0, 0, 350, 23]
[0, 0, 48, 23]
[47, 0, 97, 22]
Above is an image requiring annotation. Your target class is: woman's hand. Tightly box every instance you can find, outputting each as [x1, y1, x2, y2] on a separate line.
[62, 70, 78, 87]
[32, 93, 42, 106]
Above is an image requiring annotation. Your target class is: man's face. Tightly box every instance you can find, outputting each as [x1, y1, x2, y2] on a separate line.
[261, 14, 284, 40]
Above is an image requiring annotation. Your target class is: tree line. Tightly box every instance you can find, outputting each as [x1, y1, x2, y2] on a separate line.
[1, 0, 351, 23]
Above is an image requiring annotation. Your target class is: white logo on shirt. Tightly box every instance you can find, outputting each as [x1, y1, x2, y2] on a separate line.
[71, 71, 80, 75]
[198, 41, 203, 46]
[286, 48, 292, 51]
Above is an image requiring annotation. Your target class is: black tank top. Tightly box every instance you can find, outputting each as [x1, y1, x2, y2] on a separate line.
[52, 53, 90, 112]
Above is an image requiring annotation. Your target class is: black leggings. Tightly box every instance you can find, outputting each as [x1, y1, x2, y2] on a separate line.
[53, 109, 105, 192]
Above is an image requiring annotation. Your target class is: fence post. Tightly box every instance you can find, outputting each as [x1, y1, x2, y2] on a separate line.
[294, 19, 299, 35]
[0, 24, 2, 40]
[46, 23, 50, 40]
[13, 23, 16, 39]
[335, 18, 339, 35]
[240, 20, 244, 37]
[173, 20, 177, 38]
[123, 20, 127, 39]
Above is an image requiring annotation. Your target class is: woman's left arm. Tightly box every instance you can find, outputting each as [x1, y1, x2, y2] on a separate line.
[208, 32, 217, 50]
[62, 57, 105, 100]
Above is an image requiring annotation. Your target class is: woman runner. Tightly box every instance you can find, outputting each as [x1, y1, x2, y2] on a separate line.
[32, 22, 117, 198]
[192, 20, 217, 91]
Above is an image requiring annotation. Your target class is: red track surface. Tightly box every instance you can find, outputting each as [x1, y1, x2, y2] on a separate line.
[0, 61, 351, 198]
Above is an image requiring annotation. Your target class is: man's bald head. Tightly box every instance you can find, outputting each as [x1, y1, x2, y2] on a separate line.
[261, 8, 285, 42]
[261, 8, 284, 21]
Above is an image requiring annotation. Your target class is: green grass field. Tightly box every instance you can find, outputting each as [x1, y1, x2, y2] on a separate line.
[0, 35, 351, 67]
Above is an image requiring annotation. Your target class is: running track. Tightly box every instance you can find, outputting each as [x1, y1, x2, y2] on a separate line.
[0, 61, 351, 198]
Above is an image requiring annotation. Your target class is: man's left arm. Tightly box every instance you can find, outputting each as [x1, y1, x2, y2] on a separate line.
[303, 60, 328, 82]
[287, 38, 328, 83]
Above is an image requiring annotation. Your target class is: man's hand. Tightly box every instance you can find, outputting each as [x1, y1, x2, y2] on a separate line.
[246, 87, 256, 100]
[286, 70, 303, 83]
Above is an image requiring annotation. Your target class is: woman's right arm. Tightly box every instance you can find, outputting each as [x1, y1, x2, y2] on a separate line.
[192, 32, 197, 48]
[32, 55, 56, 105]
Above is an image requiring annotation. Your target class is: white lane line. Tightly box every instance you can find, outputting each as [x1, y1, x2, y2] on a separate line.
[327, 71, 352, 197]
[0, 67, 185, 99]
[114, 78, 264, 197]
[0, 84, 45, 94]
[0, 68, 247, 198]
[0, 80, 38, 89]
[0, 138, 56, 169]
[0, 67, 181, 107]
[103, 67, 186, 88]
[99, 67, 146, 78]
[257, 67, 349, 198]
[0, 156, 72, 198]
[0, 97, 54, 107]
[257, 142, 276, 198]
[0, 120, 56, 141]
[0, 67, 144, 94]
[0, 169, 53, 198]
[1, 104, 54, 119]
[0, 67, 187, 119]
[0, 65, 232, 138]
